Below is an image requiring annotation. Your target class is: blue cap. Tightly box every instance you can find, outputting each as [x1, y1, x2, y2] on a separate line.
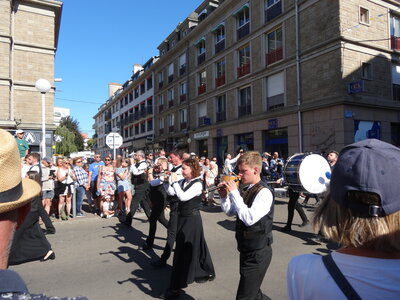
[330, 139, 400, 216]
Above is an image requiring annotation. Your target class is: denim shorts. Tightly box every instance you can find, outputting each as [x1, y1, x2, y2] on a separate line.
[43, 190, 55, 200]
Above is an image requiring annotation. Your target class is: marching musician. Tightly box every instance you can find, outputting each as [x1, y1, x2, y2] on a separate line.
[138, 158, 169, 251]
[123, 150, 151, 227]
[219, 151, 274, 300]
[151, 151, 185, 268]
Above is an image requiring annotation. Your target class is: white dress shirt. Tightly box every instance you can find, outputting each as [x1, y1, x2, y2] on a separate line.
[220, 184, 273, 226]
[130, 160, 147, 175]
[167, 177, 203, 202]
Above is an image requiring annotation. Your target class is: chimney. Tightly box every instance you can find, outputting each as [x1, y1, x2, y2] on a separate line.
[108, 83, 122, 98]
[133, 64, 143, 75]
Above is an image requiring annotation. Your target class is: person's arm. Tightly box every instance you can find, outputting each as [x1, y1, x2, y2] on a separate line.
[117, 168, 129, 180]
[172, 181, 203, 201]
[70, 168, 77, 181]
[96, 166, 102, 190]
[56, 168, 64, 182]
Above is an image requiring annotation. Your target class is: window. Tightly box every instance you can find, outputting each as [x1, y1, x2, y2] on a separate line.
[198, 70, 207, 95]
[140, 82, 145, 94]
[180, 82, 187, 102]
[159, 117, 164, 134]
[141, 121, 146, 133]
[238, 45, 251, 78]
[213, 23, 225, 53]
[147, 118, 153, 131]
[354, 120, 381, 141]
[168, 88, 174, 107]
[236, 4, 250, 40]
[197, 38, 206, 65]
[266, 27, 283, 65]
[238, 86, 251, 117]
[266, 72, 284, 110]
[135, 124, 139, 135]
[146, 76, 153, 90]
[168, 113, 175, 132]
[361, 62, 372, 80]
[392, 64, 400, 101]
[179, 108, 187, 129]
[215, 60, 226, 87]
[179, 53, 186, 75]
[158, 94, 164, 112]
[198, 101, 208, 126]
[134, 88, 139, 98]
[216, 94, 226, 122]
[265, 0, 282, 22]
[158, 71, 164, 89]
[168, 63, 174, 83]
[359, 7, 369, 25]
[390, 15, 400, 50]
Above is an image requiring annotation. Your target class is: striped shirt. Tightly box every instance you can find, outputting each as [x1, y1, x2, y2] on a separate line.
[73, 166, 88, 187]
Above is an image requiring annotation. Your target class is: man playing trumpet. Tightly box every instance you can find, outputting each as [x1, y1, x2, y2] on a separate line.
[218, 151, 274, 300]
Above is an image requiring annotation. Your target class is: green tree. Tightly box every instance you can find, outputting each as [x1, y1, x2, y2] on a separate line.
[86, 138, 96, 151]
[55, 126, 78, 156]
[59, 116, 84, 151]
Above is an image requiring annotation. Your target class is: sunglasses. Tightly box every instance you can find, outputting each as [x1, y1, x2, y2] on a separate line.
[64, 162, 70, 165]
[105, 159, 111, 161]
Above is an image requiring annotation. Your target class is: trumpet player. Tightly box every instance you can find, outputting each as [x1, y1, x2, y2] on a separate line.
[218, 151, 274, 300]
[151, 151, 184, 268]
[138, 158, 169, 251]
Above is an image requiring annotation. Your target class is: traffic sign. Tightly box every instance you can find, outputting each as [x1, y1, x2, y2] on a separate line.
[54, 135, 63, 143]
[106, 132, 123, 149]
[24, 132, 36, 144]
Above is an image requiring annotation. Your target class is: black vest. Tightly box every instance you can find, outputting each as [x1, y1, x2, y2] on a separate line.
[177, 178, 202, 217]
[131, 161, 148, 186]
[235, 181, 274, 253]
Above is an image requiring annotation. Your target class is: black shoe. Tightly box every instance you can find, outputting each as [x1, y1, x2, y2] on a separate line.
[40, 250, 55, 262]
[281, 225, 292, 232]
[299, 220, 309, 227]
[138, 243, 152, 251]
[195, 274, 215, 284]
[151, 259, 167, 268]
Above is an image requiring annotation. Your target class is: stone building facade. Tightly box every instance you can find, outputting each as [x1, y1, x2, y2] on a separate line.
[94, 0, 400, 162]
[0, 0, 62, 154]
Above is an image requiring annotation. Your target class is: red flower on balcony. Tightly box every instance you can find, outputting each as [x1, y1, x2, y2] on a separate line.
[198, 84, 206, 95]
[266, 47, 283, 65]
[237, 63, 250, 78]
[215, 75, 226, 87]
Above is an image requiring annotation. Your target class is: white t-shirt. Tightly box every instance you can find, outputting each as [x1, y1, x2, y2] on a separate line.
[287, 252, 400, 300]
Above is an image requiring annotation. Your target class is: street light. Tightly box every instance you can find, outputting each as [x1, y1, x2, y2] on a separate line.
[35, 79, 51, 158]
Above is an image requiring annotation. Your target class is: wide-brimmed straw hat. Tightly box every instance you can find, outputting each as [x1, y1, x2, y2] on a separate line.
[0, 129, 41, 214]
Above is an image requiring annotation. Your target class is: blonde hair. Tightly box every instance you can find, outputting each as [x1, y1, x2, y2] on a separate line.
[313, 192, 400, 252]
[237, 151, 262, 170]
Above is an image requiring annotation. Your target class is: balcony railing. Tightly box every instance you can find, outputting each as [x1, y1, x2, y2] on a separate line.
[265, 2, 282, 22]
[159, 104, 164, 112]
[198, 84, 206, 95]
[237, 23, 250, 40]
[391, 35, 400, 50]
[238, 104, 251, 117]
[180, 94, 187, 102]
[158, 81, 164, 89]
[140, 108, 146, 118]
[215, 40, 225, 53]
[180, 122, 187, 129]
[198, 52, 206, 65]
[168, 100, 174, 108]
[237, 63, 250, 78]
[216, 111, 226, 122]
[198, 116, 211, 126]
[179, 65, 186, 75]
[169, 125, 174, 132]
[266, 47, 283, 65]
[168, 75, 174, 83]
[146, 106, 153, 115]
[134, 111, 140, 120]
[159, 128, 164, 135]
[215, 75, 225, 87]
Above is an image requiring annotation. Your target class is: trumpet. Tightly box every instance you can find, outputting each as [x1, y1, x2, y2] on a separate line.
[206, 176, 241, 192]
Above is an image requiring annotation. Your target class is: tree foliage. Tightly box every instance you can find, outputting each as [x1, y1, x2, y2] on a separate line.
[55, 126, 78, 156]
[86, 138, 96, 151]
[59, 116, 84, 151]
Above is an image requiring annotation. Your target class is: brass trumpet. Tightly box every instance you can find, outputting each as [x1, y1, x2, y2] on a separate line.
[206, 176, 241, 192]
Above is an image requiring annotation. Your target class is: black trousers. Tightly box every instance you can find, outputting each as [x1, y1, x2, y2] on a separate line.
[146, 186, 168, 246]
[160, 200, 179, 262]
[286, 188, 308, 227]
[236, 245, 272, 300]
[124, 184, 151, 227]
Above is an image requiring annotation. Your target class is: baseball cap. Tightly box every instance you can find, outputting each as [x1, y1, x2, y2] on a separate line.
[42, 157, 52, 163]
[15, 129, 24, 134]
[190, 152, 196, 156]
[330, 139, 400, 217]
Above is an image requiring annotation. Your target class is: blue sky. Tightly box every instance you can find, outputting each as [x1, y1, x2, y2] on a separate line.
[54, 0, 202, 136]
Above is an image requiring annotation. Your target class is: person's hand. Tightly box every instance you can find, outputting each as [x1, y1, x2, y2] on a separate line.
[218, 184, 228, 198]
[225, 180, 238, 192]
[171, 172, 177, 182]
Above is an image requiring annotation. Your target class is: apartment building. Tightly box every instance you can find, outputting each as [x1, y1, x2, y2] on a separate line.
[151, 0, 400, 162]
[94, 58, 157, 157]
[0, 0, 62, 154]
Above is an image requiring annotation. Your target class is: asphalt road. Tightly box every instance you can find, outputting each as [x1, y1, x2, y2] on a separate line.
[10, 196, 334, 300]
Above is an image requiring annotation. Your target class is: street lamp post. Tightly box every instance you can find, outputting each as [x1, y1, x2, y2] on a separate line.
[35, 79, 51, 158]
